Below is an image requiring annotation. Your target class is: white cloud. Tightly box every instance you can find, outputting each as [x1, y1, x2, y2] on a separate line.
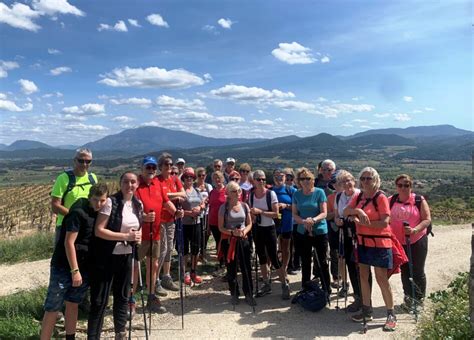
[353, 119, 368, 123]
[156, 95, 206, 111]
[316, 96, 327, 102]
[62, 113, 86, 122]
[374, 113, 390, 118]
[18, 79, 39, 94]
[0, 60, 19, 78]
[424, 107, 435, 111]
[210, 84, 294, 102]
[127, 19, 140, 27]
[50, 66, 72, 76]
[32, 0, 84, 17]
[273, 100, 316, 112]
[403, 96, 413, 102]
[42, 91, 63, 98]
[321, 56, 330, 63]
[251, 119, 274, 126]
[47, 48, 61, 55]
[65, 123, 108, 131]
[112, 115, 134, 123]
[272, 42, 316, 65]
[217, 18, 233, 29]
[0, 99, 33, 112]
[62, 103, 105, 116]
[110, 97, 152, 107]
[216, 116, 245, 123]
[0, 2, 42, 32]
[146, 13, 169, 28]
[412, 109, 422, 113]
[99, 66, 208, 89]
[98, 20, 127, 32]
[202, 24, 218, 34]
[394, 113, 411, 121]
[341, 123, 353, 128]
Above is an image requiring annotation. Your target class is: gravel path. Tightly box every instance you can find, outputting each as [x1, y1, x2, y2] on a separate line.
[0, 224, 471, 339]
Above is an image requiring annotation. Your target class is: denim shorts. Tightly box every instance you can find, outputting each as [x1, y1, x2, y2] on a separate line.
[43, 266, 89, 312]
[358, 245, 393, 269]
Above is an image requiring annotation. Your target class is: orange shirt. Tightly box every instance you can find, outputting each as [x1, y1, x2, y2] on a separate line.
[158, 174, 183, 223]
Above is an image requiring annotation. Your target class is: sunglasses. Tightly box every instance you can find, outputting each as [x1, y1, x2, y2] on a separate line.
[230, 190, 239, 193]
[285, 175, 294, 180]
[397, 183, 410, 188]
[274, 175, 284, 179]
[163, 162, 173, 166]
[322, 168, 334, 172]
[255, 178, 266, 182]
[360, 176, 373, 181]
[229, 177, 239, 181]
[170, 172, 178, 175]
[198, 174, 206, 177]
[214, 165, 222, 168]
[299, 177, 312, 181]
[240, 170, 249, 173]
[183, 176, 194, 180]
[76, 158, 92, 164]
[145, 165, 157, 170]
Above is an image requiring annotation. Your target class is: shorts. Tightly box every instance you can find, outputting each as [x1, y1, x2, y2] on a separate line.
[358, 245, 393, 269]
[44, 266, 89, 312]
[137, 240, 160, 261]
[183, 224, 201, 256]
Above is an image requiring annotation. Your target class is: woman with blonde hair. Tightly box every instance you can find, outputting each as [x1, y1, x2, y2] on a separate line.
[344, 167, 396, 332]
[218, 181, 255, 306]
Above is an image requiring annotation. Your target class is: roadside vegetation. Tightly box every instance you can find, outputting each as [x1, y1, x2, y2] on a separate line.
[0, 231, 54, 264]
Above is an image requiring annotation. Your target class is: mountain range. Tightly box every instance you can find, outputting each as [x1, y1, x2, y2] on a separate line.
[0, 124, 472, 162]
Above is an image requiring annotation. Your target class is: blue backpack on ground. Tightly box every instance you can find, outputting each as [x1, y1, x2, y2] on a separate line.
[291, 281, 327, 312]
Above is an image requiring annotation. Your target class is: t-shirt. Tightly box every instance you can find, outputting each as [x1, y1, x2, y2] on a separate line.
[51, 171, 98, 226]
[218, 202, 248, 230]
[182, 187, 203, 225]
[347, 192, 391, 248]
[195, 183, 213, 215]
[293, 188, 328, 235]
[334, 189, 361, 218]
[389, 193, 426, 245]
[272, 185, 296, 233]
[51, 198, 96, 271]
[100, 197, 141, 255]
[208, 187, 226, 226]
[251, 190, 278, 227]
[158, 174, 183, 223]
[135, 176, 169, 241]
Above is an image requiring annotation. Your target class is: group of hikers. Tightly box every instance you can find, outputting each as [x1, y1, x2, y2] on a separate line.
[39, 148, 432, 339]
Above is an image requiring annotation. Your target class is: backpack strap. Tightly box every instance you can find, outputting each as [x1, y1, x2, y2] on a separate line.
[88, 172, 97, 185]
[265, 189, 272, 212]
[414, 194, 422, 211]
[336, 192, 342, 206]
[389, 194, 399, 209]
[61, 170, 76, 205]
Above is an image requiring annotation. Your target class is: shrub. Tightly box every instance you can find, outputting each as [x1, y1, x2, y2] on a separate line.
[417, 272, 473, 339]
[0, 231, 54, 265]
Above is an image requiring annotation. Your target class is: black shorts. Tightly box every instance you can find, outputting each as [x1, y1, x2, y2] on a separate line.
[183, 224, 201, 256]
[278, 230, 292, 240]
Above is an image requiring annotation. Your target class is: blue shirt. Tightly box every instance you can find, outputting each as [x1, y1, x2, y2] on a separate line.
[293, 188, 328, 235]
[272, 185, 297, 233]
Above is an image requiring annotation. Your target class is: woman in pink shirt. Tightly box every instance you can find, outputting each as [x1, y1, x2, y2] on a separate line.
[389, 174, 431, 312]
[208, 171, 227, 259]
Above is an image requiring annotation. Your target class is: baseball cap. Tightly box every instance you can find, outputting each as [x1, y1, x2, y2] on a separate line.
[143, 156, 157, 166]
[182, 167, 196, 179]
[176, 158, 186, 164]
[226, 157, 236, 164]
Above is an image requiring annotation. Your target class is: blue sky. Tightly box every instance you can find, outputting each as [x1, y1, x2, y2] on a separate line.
[0, 0, 471, 146]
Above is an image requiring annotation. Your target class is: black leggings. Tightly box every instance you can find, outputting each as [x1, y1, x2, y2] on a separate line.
[254, 225, 281, 269]
[401, 235, 428, 300]
[183, 223, 201, 256]
[88, 254, 132, 340]
[301, 233, 330, 294]
[221, 238, 253, 297]
[328, 223, 339, 280]
[209, 225, 221, 249]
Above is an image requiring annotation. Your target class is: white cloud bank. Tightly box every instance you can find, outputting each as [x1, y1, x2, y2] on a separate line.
[110, 97, 152, 107]
[156, 95, 206, 111]
[272, 42, 316, 65]
[0, 60, 19, 78]
[146, 13, 169, 28]
[210, 84, 295, 102]
[98, 20, 127, 32]
[0, 94, 33, 112]
[50, 66, 72, 75]
[62, 103, 105, 116]
[217, 18, 234, 29]
[18, 79, 39, 94]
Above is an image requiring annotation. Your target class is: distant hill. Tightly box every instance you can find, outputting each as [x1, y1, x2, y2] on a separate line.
[351, 124, 472, 139]
[6, 140, 53, 151]
[83, 126, 265, 154]
[347, 134, 415, 147]
[0, 143, 7, 151]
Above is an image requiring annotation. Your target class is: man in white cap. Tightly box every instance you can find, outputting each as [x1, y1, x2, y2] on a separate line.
[176, 158, 186, 180]
[224, 157, 236, 184]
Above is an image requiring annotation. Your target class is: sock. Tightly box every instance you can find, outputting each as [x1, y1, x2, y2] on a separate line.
[65, 334, 75, 340]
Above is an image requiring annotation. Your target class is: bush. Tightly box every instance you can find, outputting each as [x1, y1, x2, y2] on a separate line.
[0, 287, 46, 339]
[0, 231, 54, 264]
[417, 272, 473, 339]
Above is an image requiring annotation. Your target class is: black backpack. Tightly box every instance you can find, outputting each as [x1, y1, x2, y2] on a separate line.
[61, 170, 97, 205]
[389, 193, 433, 237]
[291, 280, 327, 312]
[250, 190, 274, 225]
[354, 191, 383, 212]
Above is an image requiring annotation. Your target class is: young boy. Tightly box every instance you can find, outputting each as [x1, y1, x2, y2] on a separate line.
[40, 183, 108, 340]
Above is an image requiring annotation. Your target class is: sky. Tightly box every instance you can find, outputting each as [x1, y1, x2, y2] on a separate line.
[0, 0, 472, 146]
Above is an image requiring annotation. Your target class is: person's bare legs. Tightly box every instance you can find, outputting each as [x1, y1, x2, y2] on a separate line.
[280, 237, 291, 273]
[359, 264, 372, 307]
[374, 266, 394, 309]
[64, 301, 79, 335]
[40, 311, 59, 340]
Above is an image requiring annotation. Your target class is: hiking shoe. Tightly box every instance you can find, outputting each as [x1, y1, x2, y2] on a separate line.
[383, 314, 397, 332]
[155, 282, 168, 297]
[338, 286, 349, 298]
[184, 272, 192, 286]
[245, 295, 257, 307]
[231, 295, 240, 306]
[351, 306, 373, 322]
[162, 275, 179, 291]
[281, 283, 290, 300]
[287, 268, 298, 275]
[146, 295, 167, 314]
[346, 298, 362, 313]
[256, 282, 272, 297]
[191, 272, 202, 284]
[331, 280, 341, 289]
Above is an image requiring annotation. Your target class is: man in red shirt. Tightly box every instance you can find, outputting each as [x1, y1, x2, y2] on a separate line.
[132, 156, 176, 314]
[156, 153, 185, 293]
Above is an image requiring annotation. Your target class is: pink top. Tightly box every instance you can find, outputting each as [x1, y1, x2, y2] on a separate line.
[208, 187, 226, 226]
[389, 193, 426, 245]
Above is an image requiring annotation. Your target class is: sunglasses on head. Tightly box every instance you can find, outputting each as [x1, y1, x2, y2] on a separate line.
[397, 183, 410, 188]
[360, 176, 373, 181]
[255, 178, 266, 182]
[145, 165, 157, 170]
[76, 158, 92, 164]
[299, 177, 312, 181]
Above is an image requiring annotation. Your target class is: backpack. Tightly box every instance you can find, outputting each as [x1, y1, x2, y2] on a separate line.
[250, 189, 274, 226]
[291, 280, 327, 312]
[61, 170, 97, 205]
[389, 193, 433, 237]
[355, 191, 383, 212]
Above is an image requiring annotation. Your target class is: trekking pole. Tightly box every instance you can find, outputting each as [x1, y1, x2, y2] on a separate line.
[147, 209, 154, 335]
[137, 259, 149, 340]
[312, 246, 330, 306]
[176, 204, 185, 329]
[253, 224, 259, 297]
[237, 237, 256, 313]
[404, 221, 418, 322]
[128, 244, 136, 340]
[351, 230, 367, 334]
[335, 226, 343, 311]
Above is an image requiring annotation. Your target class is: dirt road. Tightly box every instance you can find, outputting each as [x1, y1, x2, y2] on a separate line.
[1, 224, 471, 339]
